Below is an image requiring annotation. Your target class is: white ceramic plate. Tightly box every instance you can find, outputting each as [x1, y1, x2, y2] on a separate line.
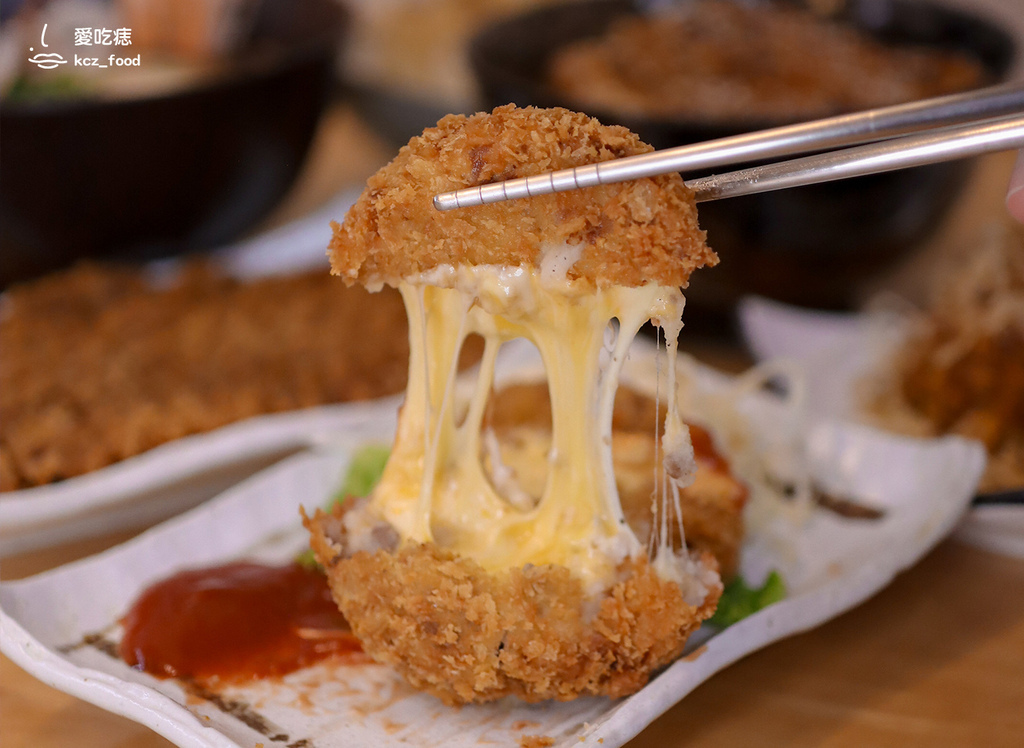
[738, 295, 1024, 558]
[0, 349, 985, 748]
[0, 400, 402, 557]
[0, 191, 364, 557]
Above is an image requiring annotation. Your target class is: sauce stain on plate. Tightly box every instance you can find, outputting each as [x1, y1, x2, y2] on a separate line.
[119, 562, 364, 683]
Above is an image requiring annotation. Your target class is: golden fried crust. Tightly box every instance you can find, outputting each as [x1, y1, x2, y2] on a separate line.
[330, 105, 716, 289]
[305, 506, 720, 706]
[0, 262, 421, 491]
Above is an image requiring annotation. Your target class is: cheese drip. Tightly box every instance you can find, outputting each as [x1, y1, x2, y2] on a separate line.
[370, 260, 696, 589]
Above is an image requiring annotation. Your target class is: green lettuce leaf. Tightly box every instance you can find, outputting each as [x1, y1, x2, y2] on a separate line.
[330, 444, 390, 508]
[709, 570, 786, 628]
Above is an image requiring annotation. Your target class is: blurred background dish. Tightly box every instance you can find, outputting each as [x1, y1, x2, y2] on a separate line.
[470, 0, 1016, 327]
[340, 0, 580, 148]
[737, 219, 1024, 553]
[0, 259, 410, 492]
[739, 219, 1024, 496]
[0, 0, 347, 287]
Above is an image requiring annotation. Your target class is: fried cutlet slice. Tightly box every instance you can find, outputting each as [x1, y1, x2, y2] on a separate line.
[0, 262, 417, 490]
[305, 501, 720, 706]
[328, 104, 715, 288]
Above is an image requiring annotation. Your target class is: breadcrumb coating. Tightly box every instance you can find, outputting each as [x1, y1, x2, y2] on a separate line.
[329, 105, 715, 289]
[0, 262, 420, 490]
[304, 504, 721, 706]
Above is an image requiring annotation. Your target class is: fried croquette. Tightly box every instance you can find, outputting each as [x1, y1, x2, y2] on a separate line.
[307, 105, 724, 705]
[328, 104, 716, 288]
[304, 502, 720, 706]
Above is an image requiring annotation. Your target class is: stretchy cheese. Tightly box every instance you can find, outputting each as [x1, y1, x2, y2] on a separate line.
[370, 256, 698, 591]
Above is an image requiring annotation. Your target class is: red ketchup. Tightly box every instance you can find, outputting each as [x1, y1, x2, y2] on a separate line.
[119, 562, 362, 683]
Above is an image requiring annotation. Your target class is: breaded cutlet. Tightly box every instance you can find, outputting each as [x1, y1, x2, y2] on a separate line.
[0, 262, 415, 491]
[329, 104, 715, 288]
[308, 105, 723, 705]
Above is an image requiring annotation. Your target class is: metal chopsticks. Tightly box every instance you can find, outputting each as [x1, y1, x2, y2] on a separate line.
[432, 82, 1024, 211]
[686, 112, 1023, 202]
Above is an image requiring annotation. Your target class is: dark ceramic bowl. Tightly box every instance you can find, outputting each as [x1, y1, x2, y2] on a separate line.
[470, 0, 1016, 314]
[347, 82, 466, 151]
[0, 0, 346, 287]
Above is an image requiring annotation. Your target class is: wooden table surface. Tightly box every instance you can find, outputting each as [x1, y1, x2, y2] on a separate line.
[2, 102, 1023, 748]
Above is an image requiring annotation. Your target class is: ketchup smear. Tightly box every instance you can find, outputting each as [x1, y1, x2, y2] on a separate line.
[119, 562, 362, 683]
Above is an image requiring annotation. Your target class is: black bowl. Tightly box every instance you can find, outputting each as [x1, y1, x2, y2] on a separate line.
[470, 0, 1016, 315]
[0, 0, 347, 287]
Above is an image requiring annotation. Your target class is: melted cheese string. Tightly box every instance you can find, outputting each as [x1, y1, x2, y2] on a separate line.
[371, 260, 697, 589]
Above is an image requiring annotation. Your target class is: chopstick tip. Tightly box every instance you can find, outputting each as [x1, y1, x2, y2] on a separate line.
[433, 192, 457, 211]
